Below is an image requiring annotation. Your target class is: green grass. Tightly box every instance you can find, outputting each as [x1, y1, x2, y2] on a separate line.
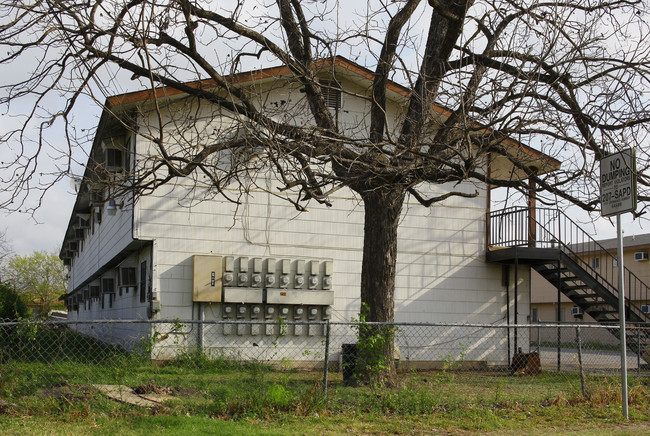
[1, 326, 650, 434]
[1, 408, 650, 435]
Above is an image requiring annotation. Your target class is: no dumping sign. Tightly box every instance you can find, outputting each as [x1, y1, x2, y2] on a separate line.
[600, 149, 637, 217]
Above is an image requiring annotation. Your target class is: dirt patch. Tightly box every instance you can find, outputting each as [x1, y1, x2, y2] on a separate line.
[37, 384, 94, 402]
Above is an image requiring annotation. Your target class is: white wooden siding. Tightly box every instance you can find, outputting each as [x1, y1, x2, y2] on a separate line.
[133, 176, 519, 327]
[67, 200, 134, 290]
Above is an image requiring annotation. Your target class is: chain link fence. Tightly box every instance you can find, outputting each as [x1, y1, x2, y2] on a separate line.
[1, 319, 648, 410]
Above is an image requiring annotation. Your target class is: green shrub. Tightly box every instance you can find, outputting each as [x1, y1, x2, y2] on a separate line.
[0, 282, 29, 320]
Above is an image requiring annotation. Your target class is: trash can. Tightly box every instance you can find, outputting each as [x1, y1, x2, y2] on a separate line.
[341, 343, 358, 386]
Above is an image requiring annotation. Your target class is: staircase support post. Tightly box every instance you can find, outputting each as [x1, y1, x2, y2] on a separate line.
[616, 214, 629, 419]
[557, 260, 562, 372]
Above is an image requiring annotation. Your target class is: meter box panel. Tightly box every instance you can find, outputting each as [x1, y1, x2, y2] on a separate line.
[267, 288, 302, 304]
[223, 287, 263, 304]
[267, 288, 334, 305]
[192, 255, 223, 302]
[301, 290, 335, 305]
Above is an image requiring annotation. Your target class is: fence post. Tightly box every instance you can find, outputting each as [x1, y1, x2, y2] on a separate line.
[323, 320, 331, 399]
[637, 326, 641, 378]
[576, 326, 586, 398]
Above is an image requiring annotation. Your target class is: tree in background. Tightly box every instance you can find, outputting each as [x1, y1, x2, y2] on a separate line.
[1, 251, 67, 316]
[0, 282, 29, 321]
[0, 230, 11, 270]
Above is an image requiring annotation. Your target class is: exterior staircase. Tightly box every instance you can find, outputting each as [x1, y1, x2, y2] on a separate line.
[487, 207, 650, 361]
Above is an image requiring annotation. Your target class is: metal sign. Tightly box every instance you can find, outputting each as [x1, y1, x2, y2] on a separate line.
[600, 149, 637, 217]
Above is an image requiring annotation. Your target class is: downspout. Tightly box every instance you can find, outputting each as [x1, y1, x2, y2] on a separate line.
[514, 253, 519, 354]
[504, 265, 511, 365]
[197, 302, 204, 352]
[486, 153, 492, 253]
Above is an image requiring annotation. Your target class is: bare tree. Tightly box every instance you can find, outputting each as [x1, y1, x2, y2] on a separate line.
[1, 0, 650, 375]
[0, 229, 12, 271]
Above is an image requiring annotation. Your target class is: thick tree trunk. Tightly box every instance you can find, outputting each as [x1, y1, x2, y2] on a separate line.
[355, 187, 406, 385]
[360, 187, 405, 323]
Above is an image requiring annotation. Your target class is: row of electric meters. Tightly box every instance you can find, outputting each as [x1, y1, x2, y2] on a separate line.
[222, 302, 332, 320]
[193, 255, 334, 305]
[220, 303, 332, 336]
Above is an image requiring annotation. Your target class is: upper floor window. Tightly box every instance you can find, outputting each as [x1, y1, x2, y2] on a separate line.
[321, 81, 341, 110]
[101, 134, 132, 174]
[104, 147, 124, 172]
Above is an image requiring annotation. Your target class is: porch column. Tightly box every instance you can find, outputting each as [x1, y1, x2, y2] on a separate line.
[527, 169, 538, 247]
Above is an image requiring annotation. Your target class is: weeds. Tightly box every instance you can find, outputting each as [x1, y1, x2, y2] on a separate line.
[1, 321, 648, 430]
[349, 303, 397, 388]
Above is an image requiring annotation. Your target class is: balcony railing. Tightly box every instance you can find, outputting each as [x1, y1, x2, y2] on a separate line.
[488, 206, 649, 321]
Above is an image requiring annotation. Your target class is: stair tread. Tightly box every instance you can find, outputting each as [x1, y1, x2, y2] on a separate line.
[566, 294, 599, 300]
[563, 285, 590, 290]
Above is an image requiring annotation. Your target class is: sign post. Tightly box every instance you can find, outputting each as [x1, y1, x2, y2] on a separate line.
[600, 149, 636, 420]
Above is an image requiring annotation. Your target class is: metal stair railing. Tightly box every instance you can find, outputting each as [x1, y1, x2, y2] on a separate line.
[488, 206, 650, 323]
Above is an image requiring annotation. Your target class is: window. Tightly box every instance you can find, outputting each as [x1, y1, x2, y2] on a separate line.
[105, 148, 124, 172]
[120, 267, 137, 287]
[140, 261, 148, 303]
[101, 278, 115, 295]
[321, 81, 341, 110]
[591, 257, 600, 269]
[90, 189, 104, 205]
[90, 286, 100, 299]
[77, 216, 89, 229]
